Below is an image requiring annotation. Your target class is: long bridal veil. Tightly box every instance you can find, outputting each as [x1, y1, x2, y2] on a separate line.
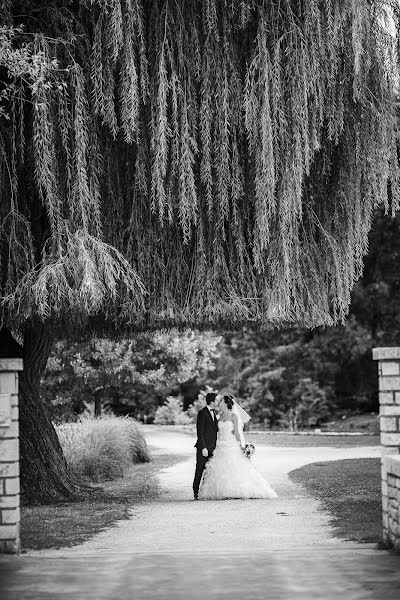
[232, 400, 251, 447]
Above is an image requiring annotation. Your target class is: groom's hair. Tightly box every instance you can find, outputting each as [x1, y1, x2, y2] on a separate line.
[205, 393, 217, 405]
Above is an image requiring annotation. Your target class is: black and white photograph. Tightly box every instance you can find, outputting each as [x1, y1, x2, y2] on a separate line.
[1, 1, 400, 598]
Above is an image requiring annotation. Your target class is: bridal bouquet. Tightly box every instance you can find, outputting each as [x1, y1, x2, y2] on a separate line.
[243, 443, 255, 459]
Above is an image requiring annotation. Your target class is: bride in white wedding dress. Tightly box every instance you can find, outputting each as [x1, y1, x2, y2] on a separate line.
[198, 395, 277, 500]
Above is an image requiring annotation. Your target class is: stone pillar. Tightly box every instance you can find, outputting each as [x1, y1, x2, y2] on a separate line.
[372, 347, 400, 547]
[0, 358, 23, 554]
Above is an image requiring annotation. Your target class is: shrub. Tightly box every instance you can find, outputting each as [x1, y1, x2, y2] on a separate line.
[56, 415, 150, 482]
[186, 397, 205, 422]
[278, 378, 331, 431]
[186, 386, 219, 422]
[48, 394, 80, 424]
[154, 395, 191, 425]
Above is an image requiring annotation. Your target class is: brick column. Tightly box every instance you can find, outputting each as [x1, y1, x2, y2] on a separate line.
[372, 347, 400, 545]
[0, 358, 23, 554]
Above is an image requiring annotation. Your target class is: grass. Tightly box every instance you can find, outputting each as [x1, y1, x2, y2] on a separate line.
[246, 432, 379, 447]
[21, 452, 183, 551]
[57, 416, 150, 482]
[289, 457, 382, 544]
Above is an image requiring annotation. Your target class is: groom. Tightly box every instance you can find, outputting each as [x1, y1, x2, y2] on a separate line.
[193, 392, 219, 500]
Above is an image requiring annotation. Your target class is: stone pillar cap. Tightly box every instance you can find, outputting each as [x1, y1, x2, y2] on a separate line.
[372, 347, 400, 361]
[0, 358, 23, 371]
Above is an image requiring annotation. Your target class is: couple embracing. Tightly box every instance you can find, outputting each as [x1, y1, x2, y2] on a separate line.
[193, 392, 277, 501]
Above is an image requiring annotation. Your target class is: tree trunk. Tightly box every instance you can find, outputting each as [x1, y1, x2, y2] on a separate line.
[19, 323, 91, 504]
[94, 390, 102, 417]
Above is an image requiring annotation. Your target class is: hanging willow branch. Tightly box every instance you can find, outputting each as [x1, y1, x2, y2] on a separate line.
[0, 0, 399, 332]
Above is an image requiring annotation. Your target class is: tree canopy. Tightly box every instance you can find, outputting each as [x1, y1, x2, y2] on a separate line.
[1, 0, 400, 503]
[1, 0, 399, 333]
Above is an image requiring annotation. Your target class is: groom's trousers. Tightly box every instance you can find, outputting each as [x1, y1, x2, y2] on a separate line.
[193, 448, 213, 497]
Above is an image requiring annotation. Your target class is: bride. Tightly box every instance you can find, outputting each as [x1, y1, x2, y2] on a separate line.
[198, 395, 277, 500]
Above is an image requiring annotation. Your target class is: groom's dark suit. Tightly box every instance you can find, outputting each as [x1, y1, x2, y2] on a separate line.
[193, 406, 218, 498]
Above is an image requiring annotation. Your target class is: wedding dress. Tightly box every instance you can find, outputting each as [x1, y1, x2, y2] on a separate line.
[198, 420, 277, 500]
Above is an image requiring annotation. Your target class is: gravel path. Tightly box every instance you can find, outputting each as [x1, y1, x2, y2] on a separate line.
[2, 427, 400, 600]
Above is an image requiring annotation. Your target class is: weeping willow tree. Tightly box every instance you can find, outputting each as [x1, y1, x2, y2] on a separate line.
[0, 0, 399, 502]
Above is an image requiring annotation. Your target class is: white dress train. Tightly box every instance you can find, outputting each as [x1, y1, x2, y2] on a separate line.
[198, 420, 277, 500]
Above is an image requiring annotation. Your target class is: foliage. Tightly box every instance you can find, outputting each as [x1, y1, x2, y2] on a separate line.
[153, 395, 191, 425]
[45, 207, 400, 430]
[185, 397, 205, 422]
[42, 329, 220, 420]
[1, 2, 400, 332]
[56, 415, 150, 482]
[193, 207, 400, 428]
[200, 322, 374, 429]
[278, 379, 330, 431]
[3, 0, 398, 504]
[49, 393, 80, 424]
[350, 208, 400, 345]
[186, 385, 219, 421]
[82, 401, 114, 418]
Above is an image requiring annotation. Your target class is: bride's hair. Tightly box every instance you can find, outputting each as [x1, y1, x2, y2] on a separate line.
[223, 395, 234, 410]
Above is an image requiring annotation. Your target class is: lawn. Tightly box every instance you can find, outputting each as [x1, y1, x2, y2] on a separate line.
[289, 457, 382, 544]
[246, 432, 379, 448]
[21, 452, 184, 551]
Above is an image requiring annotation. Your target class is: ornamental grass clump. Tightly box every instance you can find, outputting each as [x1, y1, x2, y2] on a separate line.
[56, 415, 150, 483]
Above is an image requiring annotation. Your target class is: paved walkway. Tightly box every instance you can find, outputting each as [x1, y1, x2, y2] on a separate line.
[1, 428, 400, 599]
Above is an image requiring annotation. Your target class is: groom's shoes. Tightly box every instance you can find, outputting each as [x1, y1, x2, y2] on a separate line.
[194, 494, 198, 500]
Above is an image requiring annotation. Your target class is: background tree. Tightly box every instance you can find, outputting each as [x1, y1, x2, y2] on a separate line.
[42, 330, 220, 420]
[0, 1, 399, 502]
